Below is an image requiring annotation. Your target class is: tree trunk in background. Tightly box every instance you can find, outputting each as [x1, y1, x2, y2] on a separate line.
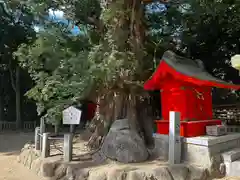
[0, 74, 4, 128]
[0, 94, 3, 130]
[15, 66, 21, 129]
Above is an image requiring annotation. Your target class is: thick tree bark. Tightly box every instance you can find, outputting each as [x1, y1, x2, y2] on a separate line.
[87, 92, 115, 149]
[87, 0, 154, 150]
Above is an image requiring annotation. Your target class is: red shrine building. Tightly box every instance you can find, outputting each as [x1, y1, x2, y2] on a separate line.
[144, 51, 240, 137]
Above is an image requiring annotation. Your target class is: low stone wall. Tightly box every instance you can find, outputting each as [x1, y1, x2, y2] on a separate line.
[152, 133, 240, 179]
[18, 144, 210, 180]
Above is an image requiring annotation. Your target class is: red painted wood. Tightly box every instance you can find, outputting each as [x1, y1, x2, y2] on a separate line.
[155, 119, 222, 137]
[144, 61, 240, 90]
[144, 57, 240, 136]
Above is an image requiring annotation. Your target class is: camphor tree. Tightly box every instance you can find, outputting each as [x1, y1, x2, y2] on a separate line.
[14, 0, 185, 155]
[13, 0, 240, 160]
[84, 0, 180, 149]
[86, 0, 153, 148]
[14, 0, 168, 154]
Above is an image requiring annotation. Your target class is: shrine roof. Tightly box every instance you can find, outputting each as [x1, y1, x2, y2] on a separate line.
[144, 51, 240, 90]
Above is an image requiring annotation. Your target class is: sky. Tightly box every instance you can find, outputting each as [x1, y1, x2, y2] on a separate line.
[34, 9, 81, 35]
[40, 3, 168, 35]
[48, 9, 81, 35]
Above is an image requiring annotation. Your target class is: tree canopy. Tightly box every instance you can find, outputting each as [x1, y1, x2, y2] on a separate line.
[0, 0, 239, 132]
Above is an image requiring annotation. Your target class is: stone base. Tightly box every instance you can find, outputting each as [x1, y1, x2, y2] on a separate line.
[155, 119, 222, 137]
[153, 133, 240, 178]
[18, 144, 209, 180]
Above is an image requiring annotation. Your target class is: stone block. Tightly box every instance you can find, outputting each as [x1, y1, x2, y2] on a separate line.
[151, 134, 169, 160]
[107, 168, 126, 180]
[40, 162, 55, 177]
[188, 166, 208, 180]
[222, 148, 240, 162]
[167, 164, 189, 180]
[102, 119, 148, 163]
[206, 125, 226, 136]
[88, 170, 107, 180]
[227, 159, 240, 176]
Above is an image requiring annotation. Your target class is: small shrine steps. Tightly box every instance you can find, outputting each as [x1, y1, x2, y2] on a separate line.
[222, 148, 240, 176]
[153, 133, 240, 178]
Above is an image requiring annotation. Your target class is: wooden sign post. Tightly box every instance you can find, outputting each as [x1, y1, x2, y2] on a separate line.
[168, 111, 181, 164]
[62, 106, 82, 162]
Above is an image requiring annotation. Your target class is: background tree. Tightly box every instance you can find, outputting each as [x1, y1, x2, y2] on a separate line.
[179, 0, 240, 102]
[0, 1, 36, 128]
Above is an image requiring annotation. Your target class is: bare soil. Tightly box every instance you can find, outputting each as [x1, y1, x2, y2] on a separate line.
[0, 132, 47, 180]
[215, 178, 240, 180]
[0, 132, 240, 180]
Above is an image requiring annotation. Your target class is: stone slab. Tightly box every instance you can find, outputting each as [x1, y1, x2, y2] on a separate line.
[153, 133, 240, 168]
[227, 159, 240, 176]
[222, 148, 240, 162]
[19, 144, 210, 180]
[206, 125, 226, 136]
[184, 133, 240, 146]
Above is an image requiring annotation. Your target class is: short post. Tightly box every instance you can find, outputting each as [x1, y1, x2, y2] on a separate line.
[40, 119, 46, 151]
[34, 127, 41, 151]
[64, 133, 73, 162]
[168, 111, 181, 164]
[42, 133, 50, 158]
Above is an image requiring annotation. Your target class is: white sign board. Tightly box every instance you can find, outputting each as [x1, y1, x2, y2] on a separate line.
[62, 106, 82, 125]
[168, 111, 181, 164]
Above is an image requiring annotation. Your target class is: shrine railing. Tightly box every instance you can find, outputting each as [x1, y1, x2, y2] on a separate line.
[213, 104, 240, 125]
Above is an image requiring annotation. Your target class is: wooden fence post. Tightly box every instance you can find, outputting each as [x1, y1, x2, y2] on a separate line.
[169, 111, 181, 164]
[42, 133, 50, 158]
[35, 127, 40, 151]
[64, 133, 73, 162]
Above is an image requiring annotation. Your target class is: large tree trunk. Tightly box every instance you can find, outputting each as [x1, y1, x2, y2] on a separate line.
[87, 0, 154, 151]
[87, 92, 115, 149]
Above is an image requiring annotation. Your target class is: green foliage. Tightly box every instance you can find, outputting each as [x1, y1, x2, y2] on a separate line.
[13, 0, 240, 126]
[15, 27, 93, 124]
[0, 0, 38, 123]
[180, 0, 240, 82]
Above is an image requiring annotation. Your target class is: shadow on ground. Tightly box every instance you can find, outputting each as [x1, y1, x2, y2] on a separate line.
[0, 132, 34, 155]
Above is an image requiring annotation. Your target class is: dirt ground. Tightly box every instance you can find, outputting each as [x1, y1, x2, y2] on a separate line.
[0, 132, 47, 180]
[0, 132, 240, 180]
[215, 178, 240, 180]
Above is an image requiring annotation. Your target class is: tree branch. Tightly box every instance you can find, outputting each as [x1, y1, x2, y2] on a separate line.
[75, 15, 104, 32]
[142, 0, 184, 5]
[142, 0, 170, 4]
